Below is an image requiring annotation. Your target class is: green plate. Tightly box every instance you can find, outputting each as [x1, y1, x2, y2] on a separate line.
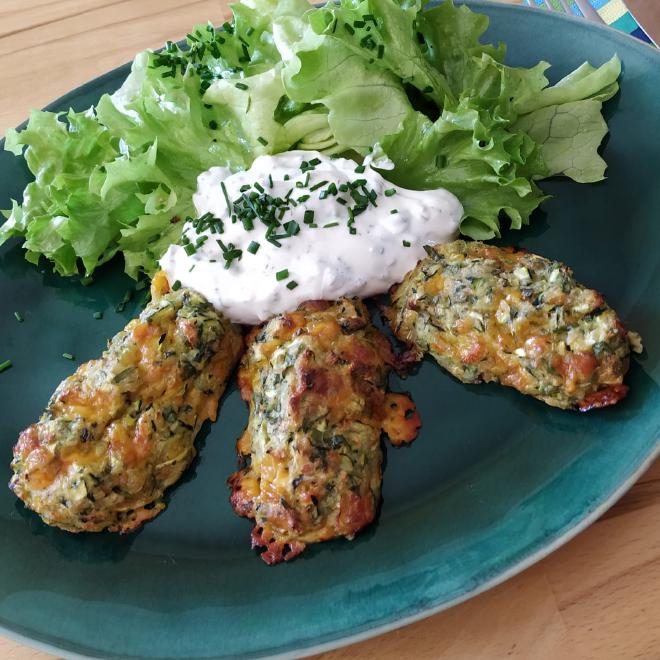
[1, 3, 659, 658]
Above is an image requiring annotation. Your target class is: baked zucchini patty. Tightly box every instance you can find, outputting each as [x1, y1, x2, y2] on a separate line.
[10, 275, 243, 532]
[387, 241, 640, 411]
[229, 298, 420, 564]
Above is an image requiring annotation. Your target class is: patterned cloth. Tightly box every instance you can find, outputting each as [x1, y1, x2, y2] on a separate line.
[526, 0, 654, 44]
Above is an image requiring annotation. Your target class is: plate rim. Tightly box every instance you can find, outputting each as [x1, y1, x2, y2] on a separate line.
[1, 2, 659, 659]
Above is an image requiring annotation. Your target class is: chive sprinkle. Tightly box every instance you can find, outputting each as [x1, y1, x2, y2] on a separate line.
[403, 240, 412, 247]
[324, 222, 339, 228]
[276, 269, 289, 281]
[93, 311, 103, 320]
[422, 86, 434, 94]
[62, 353, 75, 361]
[172, 280, 182, 291]
[384, 188, 397, 197]
[0, 360, 12, 373]
[221, 181, 232, 215]
[234, 82, 248, 90]
[354, 164, 366, 173]
[303, 209, 315, 224]
[377, 44, 385, 59]
[14, 312, 23, 323]
[390, 209, 398, 214]
[344, 23, 355, 35]
[257, 136, 268, 146]
[247, 241, 260, 254]
[286, 280, 299, 290]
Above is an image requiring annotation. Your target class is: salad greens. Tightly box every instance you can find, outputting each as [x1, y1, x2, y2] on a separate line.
[1, 0, 621, 278]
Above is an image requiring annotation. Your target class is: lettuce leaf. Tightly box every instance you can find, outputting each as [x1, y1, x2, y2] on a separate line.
[2, 0, 622, 275]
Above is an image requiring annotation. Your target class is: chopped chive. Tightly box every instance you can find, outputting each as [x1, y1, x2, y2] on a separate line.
[303, 209, 315, 224]
[234, 82, 248, 90]
[284, 174, 290, 181]
[310, 179, 329, 192]
[172, 280, 182, 291]
[221, 181, 232, 215]
[257, 136, 268, 146]
[309, 223, 319, 228]
[338, 183, 349, 192]
[331, 17, 338, 33]
[354, 164, 366, 173]
[276, 269, 289, 281]
[184, 243, 197, 256]
[209, 120, 218, 130]
[0, 360, 12, 373]
[62, 353, 75, 361]
[384, 188, 397, 197]
[247, 241, 260, 254]
[284, 220, 300, 236]
[349, 227, 357, 235]
[402, 240, 411, 247]
[246, 96, 252, 112]
[93, 311, 103, 320]
[268, 174, 274, 188]
[344, 23, 355, 35]
[297, 194, 310, 203]
[390, 209, 398, 214]
[336, 197, 347, 205]
[422, 86, 434, 94]
[242, 217, 254, 231]
[324, 222, 339, 228]
[377, 44, 385, 59]
[353, 20, 366, 28]
[246, 26, 255, 36]
[286, 280, 298, 290]
[14, 312, 23, 323]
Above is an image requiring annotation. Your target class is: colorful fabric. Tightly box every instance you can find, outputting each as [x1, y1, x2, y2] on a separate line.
[525, 0, 654, 44]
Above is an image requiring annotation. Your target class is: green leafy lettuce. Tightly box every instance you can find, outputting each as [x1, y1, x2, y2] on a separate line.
[2, 0, 621, 277]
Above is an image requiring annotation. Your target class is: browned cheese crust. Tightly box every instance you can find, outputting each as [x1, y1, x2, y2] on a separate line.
[229, 298, 420, 564]
[10, 273, 243, 533]
[387, 241, 639, 411]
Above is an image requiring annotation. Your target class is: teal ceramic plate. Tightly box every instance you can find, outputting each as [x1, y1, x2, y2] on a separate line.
[1, 3, 659, 658]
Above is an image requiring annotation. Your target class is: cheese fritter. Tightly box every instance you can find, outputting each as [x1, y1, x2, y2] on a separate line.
[229, 299, 420, 564]
[387, 241, 640, 411]
[10, 275, 242, 533]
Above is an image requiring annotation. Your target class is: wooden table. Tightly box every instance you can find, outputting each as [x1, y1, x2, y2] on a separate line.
[0, 1, 658, 658]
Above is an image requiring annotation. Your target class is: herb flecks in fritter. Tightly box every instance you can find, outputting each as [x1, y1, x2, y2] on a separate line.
[387, 241, 640, 411]
[229, 299, 420, 565]
[9, 274, 242, 533]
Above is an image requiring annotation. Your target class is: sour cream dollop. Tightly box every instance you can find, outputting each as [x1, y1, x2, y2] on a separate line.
[160, 151, 462, 325]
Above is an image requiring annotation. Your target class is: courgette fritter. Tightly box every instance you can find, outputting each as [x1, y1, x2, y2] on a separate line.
[387, 241, 640, 411]
[10, 275, 243, 533]
[229, 299, 420, 564]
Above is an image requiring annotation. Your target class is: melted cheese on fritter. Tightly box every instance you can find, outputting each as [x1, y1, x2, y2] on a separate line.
[10, 277, 242, 533]
[388, 241, 636, 411]
[229, 299, 420, 564]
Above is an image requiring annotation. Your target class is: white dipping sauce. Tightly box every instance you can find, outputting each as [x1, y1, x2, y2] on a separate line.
[160, 151, 462, 325]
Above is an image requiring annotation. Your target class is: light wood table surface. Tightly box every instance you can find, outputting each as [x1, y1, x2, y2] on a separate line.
[1, 1, 658, 659]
